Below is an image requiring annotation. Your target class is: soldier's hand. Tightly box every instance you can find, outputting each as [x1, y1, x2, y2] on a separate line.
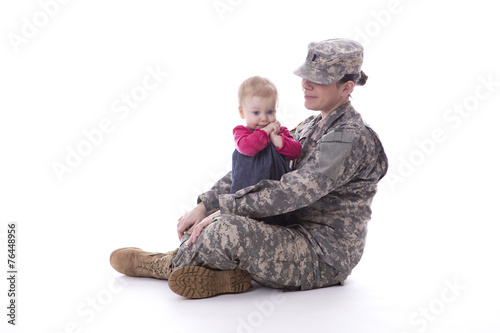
[177, 202, 207, 240]
[186, 210, 220, 246]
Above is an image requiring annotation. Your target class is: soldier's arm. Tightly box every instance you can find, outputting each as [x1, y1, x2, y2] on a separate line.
[217, 128, 369, 218]
[197, 171, 232, 215]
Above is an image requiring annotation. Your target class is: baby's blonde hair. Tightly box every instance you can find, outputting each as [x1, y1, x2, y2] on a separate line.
[238, 76, 278, 106]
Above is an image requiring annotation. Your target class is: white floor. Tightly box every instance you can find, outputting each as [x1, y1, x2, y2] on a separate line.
[2, 1, 500, 332]
[3, 191, 500, 333]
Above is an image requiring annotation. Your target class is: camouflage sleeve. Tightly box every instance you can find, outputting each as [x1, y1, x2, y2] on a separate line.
[218, 128, 368, 218]
[197, 171, 232, 214]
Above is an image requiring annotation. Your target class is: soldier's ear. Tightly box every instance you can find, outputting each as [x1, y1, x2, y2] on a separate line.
[341, 81, 355, 97]
[238, 106, 245, 119]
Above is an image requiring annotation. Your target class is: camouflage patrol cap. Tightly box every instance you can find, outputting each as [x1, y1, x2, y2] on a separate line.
[294, 38, 364, 85]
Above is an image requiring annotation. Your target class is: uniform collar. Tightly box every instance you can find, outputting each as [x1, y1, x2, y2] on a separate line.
[307, 101, 352, 141]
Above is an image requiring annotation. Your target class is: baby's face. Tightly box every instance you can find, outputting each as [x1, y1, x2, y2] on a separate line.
[239, 95, 277, 130]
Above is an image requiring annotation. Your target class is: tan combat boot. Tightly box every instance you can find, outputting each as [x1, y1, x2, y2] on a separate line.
[110, 247, 178, 280]
[168, 266, 252, 299]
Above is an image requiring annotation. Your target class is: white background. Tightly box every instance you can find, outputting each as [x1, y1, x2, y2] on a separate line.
[1, 0, 499, 332]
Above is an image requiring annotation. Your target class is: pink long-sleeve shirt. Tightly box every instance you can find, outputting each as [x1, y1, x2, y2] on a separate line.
[233, 125, 302, 160]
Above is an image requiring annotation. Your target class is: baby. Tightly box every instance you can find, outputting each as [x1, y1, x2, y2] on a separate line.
[230, 76, 302, 224]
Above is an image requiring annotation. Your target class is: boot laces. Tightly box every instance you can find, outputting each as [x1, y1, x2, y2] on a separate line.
[139, 250, 177, 277]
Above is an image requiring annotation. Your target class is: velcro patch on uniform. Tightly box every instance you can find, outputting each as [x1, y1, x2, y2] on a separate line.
[320, 129, 354, 143]
[317, 129, 355, 180]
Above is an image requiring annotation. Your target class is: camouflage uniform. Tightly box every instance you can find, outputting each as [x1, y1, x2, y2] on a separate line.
[173, 100, 388, 290]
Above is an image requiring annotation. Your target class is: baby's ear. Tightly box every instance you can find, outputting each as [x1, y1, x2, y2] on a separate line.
[238, 106, 245, 119]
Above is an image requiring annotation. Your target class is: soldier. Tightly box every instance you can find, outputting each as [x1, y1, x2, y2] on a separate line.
[110, 38, 388, 299]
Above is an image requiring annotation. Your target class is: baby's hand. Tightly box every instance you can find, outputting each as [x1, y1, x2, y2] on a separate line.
[261, 122, 278, 136]
[271, 121, 281, 134]
[263, 121, 280, 136]
[269, 122, 283, 148]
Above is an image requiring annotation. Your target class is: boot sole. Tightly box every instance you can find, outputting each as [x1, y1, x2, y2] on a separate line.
[168, 266, 252, 299]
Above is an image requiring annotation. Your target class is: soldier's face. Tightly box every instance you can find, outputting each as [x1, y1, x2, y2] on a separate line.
[302, 79, 348, 114]
[238, 95, 277, 130]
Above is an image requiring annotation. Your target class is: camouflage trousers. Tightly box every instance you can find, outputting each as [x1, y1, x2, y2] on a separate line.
[172, 214, 344, 291]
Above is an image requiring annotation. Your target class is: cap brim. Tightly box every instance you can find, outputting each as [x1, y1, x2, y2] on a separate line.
[293, 63, 342, 85]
